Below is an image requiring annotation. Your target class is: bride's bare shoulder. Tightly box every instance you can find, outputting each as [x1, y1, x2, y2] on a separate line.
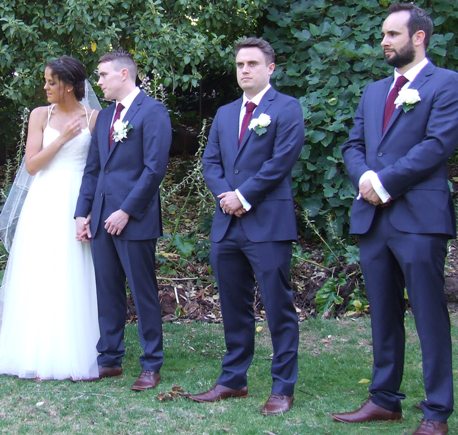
[29, 106, 51, 127]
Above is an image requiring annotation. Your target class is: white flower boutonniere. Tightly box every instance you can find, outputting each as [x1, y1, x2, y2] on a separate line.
[394, 88, 421, 113]
[248, 113, 271, 136]
[112, 119, 133, 143]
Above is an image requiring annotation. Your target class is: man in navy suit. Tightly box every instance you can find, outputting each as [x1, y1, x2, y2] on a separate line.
[332, 4, 458, 434]
[75, 50, 171, 391]
[188, 37, 304, 415]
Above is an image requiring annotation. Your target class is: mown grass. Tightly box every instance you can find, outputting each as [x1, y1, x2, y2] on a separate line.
[0, 312, 457, 434]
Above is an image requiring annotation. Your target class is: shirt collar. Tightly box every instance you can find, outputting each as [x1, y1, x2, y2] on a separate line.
[242, 83, 271, 108]
[117, 87, 141, 112]
[394, 57, 429, 85]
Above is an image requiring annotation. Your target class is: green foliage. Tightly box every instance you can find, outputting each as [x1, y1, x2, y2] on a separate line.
[0, 0, 268, 105]
[157, 119, 214, 277]
[0, 0, 269, 160]
[0, 107, 29, 201]
[347, 285, 370, 315]
[315, 274, 345, 317]
[264, 0, 458, 236]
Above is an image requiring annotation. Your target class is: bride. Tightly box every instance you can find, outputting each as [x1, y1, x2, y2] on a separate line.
[0, 56, 100, 380]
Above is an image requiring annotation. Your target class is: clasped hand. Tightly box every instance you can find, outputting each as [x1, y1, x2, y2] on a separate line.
[358, 179, 382, 206]
[218, 191, 246, 217]
[75, 215, 91, 241]
[104, 209, 130, 235]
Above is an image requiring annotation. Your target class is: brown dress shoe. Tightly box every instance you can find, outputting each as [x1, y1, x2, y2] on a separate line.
[188, 384, 248, 402]
[261, 394, 294, 415]
[413, 419, 448, 434]
[98, 366, 123, 379]
[131, 371, 161, 391]
[332, 399, 402, 423]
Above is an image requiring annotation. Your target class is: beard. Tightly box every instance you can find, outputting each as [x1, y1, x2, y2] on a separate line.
[384, 40, 415, 68]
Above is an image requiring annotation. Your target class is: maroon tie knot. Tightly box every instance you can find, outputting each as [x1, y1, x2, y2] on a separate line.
[114, 102, 124, 117]
[245, 101, 257, 114]
[394, 75, 408, 91]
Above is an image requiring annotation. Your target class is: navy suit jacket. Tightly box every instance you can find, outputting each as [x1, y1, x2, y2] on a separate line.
[203, 87, 304, 242]
[342, 62, 458, 237]
[75, 91, 172, 240]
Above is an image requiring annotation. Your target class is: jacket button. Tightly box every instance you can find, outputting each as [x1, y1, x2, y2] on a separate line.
[234, 169, 239, 174]
[377, 152, 384, 157]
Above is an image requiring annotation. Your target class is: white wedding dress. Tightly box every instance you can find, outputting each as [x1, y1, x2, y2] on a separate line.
[0, 105, 99, 380]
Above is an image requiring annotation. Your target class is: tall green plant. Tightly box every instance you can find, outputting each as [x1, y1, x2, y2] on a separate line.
[0, 107, 29, 200]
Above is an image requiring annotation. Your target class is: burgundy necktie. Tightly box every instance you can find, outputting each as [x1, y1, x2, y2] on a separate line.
[239, 101, 257, 144]
[109, 103, 124, 146]
[383, 75, 408, 131]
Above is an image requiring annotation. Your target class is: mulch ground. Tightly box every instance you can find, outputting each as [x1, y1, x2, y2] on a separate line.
[125, 239, 458, 324]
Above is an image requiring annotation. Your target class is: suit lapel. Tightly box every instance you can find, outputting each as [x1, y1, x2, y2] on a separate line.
[100, 104, 115, 166]
[376, 78, 392, 141]
[226, 99, 242, 162]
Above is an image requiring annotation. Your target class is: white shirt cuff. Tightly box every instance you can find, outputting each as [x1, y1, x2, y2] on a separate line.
[235, 189, 252, 211]
[358, 170, 391, 203]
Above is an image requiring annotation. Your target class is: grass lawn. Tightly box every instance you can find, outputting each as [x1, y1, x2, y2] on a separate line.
[0, 312, 457, 434]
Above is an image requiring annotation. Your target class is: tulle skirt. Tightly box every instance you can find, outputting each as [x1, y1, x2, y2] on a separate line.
[0, 164, 99, 380]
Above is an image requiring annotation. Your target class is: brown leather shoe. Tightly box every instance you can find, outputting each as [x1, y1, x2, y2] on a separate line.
[412, 419, 448, 434]
[131, 371, 161, 391]
[332, 399, 402, 423]
[188, 384, 248, 402]
[98, 366, 123, 379]
[261, 394, 294, 415]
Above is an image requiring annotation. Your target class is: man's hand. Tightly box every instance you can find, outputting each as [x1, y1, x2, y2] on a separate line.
[76, 215, 92, 241]
[359, 178, 382, 206]
[104, 209, 130, 235]
[218, 191, 245, 215]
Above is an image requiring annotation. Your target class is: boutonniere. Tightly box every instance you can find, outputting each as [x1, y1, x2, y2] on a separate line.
[248, 113, 271, 136]
[394, 88, 421, 112]
[112, 119, 133, 143]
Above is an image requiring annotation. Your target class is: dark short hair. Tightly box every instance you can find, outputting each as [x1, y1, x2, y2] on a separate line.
[235, 37, 275, 64]
[98, 49, 138, 80]
[388, 2, 433, 48]
[46, 56, 87, 101]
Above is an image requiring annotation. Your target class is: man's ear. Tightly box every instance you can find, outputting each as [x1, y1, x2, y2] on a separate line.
[120, 67, 129, 81]
[413, 30, 426, 48]
[268, 62, 275, 76]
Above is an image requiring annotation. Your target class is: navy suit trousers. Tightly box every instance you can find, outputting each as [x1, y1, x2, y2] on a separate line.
[211, 218, 299, 396]
[359, 209, 453, 421]
[91, 226, 163, 372]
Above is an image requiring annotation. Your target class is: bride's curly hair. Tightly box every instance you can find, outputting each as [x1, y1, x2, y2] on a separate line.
[46, 56, 87, 101]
